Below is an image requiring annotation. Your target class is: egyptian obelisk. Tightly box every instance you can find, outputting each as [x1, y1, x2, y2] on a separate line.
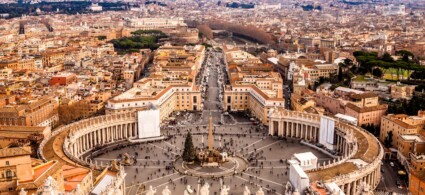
[208, 112, 213, 150]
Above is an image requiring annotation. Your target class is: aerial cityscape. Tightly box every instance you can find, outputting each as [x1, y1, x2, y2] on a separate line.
[1, 0, 425, 194]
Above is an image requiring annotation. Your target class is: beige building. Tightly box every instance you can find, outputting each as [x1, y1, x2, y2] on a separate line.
[41, 50, 65, 68]
[397, 134, 425, 165]
[344, 92, 388, 126]
[290, 90, 324, 114]
[106, 44, 205, 122]
[0, 96, 59, 127]
[124, 17, 187, 31]
[304, 63, 338, 82]
[0, 125, 51, 149]
[316, 87, 387, 126]
[223, 47, 284, 124]
[390, 83, 416, 99]
[0, 147, 33, 194]
[380, 112, 425, 148]
[107, 81, 202, 122]
[0, 68, 12, 80]
[0, 58, 36, 71]
[0, 146, 74, 195]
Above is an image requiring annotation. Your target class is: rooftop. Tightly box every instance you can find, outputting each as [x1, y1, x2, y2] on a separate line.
[308, 125, 380, 182]
[400, 134, 425, 142]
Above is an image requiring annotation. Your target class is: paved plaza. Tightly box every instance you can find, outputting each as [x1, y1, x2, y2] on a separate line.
[93, 125, 333, 195]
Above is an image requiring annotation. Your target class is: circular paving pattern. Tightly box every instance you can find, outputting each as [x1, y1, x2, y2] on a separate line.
[174, 156, 248, 178]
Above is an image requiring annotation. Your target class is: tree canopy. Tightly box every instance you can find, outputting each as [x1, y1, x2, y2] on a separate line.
[353, 51, 425, 79]
[131, 30, 166, 36]
[207, 20, 274, 45]
[387, 94, 425, 115]
[182, 132, 197, 162]
[58, 101, 90, 125]
[110, 31, 166, 54]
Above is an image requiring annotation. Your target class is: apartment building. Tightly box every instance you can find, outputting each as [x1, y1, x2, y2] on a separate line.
[41, 50, 65, 68]
[49, 73, 77, 86]
[0, 58, 37, 71]
[124, 17, 187, 31]
[106, 44, 205, 122]
[316, 87, 387, 126]
[344, 92, 388, 126]
[290, 89, 323, 114]
[304, 64, 338, 82]
[0, 68, 13, 80]
[380, 112, 425, 148]
[390, 83, 416, 99]
[0, 96, 59, 127]
[223, 47, 285, 124]
[409, 150, 425, 195]
[397, 134, 425, 165]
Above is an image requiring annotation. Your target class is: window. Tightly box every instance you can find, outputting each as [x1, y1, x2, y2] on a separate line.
[5, 161, 9, 166]
[6, 170, 12, 178]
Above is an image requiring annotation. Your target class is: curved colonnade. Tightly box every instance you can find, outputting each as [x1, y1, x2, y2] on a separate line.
[39, 110, 383, 195]
[39, 112, 140, 170]
[269, 110, 383, 194]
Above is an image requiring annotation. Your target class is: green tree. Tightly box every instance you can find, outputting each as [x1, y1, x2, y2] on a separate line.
[58, 101, 91, 125]
[338, 66, 343, 82]
[182, 132, 197, 162]
[361, 123, 380, 136]
[97, 35, 107, 40]
[381, 52, 394, 62]
[372, 68, 383, 78]
[396, 50, 414, 62]
[343, 58, 353, 67]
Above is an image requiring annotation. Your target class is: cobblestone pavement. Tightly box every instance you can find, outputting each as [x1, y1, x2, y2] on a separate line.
[93, 125, 333, 195]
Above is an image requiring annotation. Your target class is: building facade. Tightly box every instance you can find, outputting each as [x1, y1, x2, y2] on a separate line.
[380, 112, 425, 148]
[0, 96, 59, 127]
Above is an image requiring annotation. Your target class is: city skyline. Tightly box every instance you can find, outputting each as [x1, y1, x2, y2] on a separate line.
[0, 0, 425, 195]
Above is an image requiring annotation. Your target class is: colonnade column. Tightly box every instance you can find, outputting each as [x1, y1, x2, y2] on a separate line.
[351, 180, 356, 195]
[285, 122, 289, 136]
[346, 182, 350, 195]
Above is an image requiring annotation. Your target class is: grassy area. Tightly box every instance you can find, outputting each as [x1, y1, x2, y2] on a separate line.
[352, 75, 368, 81]
[382, 68, 410, 80]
